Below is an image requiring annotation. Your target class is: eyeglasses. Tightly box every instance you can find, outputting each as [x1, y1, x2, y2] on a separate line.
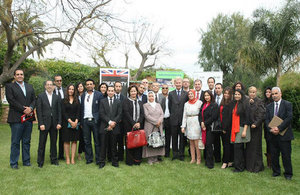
[162, 87, 168, 89]
[15, 74, 23, 76]
[55, 80, 62, 82]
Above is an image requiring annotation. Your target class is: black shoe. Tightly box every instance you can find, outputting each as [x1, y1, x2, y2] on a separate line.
[285, 176, 292, 180]
[179, 156, 184, 161]
[11, 165, 18, 169]
[51, 161, 59, 166]
[86, 160, 93, 164]
[272, 173, 280, 177]
[58, 156, 65, 160]
[23, 163, 31, 167]
[38, 164, 43, 168]
[99, 163, 105, 169]
[232, 169, 242, 173]
[112, 163, 119, 168]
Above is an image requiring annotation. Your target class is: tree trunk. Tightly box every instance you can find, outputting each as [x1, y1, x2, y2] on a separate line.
[131, 57, 147, 81]
[276, 62, 281, 86]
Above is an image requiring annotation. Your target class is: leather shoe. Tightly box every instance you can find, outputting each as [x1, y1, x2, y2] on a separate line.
[38, 164, 43, 168]
[58, 156, 65, 160]
[86, 161, 93, 164]
[11, 165, 18, 169]
[272, 173, 280, 177]
[232, 169, 242, 173]
[99, 163, 105, 169]
[23, 163, 31, 167]
[285, 176, 292, 180]
[51, 161, 59, 166]
[112, 163, 119, 168]
[179, 156, 184, 161]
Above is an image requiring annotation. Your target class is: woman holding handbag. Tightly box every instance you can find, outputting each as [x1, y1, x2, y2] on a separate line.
[181, 89, 203, 164]
[62, 84, 80, 164]
[142, 91, 165, 165]
[123, 85, 145, 166]
[199, 90, 218, 169]
[231, 89, 250, 172]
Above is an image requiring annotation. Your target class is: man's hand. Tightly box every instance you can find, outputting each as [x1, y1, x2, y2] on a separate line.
[57, 124, 62, 130]
[23, 106, 32, 115]
[40, 125, 45, 131]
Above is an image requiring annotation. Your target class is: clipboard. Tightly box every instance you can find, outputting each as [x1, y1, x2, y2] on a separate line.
[21, 111, 35, 123]
[268, 115, 288, 136]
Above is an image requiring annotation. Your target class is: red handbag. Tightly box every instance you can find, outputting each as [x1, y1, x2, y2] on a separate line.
[126, 129, 148, 149]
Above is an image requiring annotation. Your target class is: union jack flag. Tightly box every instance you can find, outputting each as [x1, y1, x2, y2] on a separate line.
[101, 69, 129, 77]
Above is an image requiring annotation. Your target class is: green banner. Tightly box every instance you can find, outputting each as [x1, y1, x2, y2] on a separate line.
[156, 71, 184, 79]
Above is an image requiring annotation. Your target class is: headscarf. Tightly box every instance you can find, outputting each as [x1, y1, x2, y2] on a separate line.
[188, 89, 198, 104]
[147, 91, 157, 108]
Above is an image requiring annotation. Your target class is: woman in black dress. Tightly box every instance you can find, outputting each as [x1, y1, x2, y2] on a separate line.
[231, 89, 250, 172]
[219, 87, 234, 169]
[245, 86, 265, 172]
[76, 82, 85, 160]
[122, 85, 144, 166]
[62, 84, 80, 164]
[98, 83, 108, 98]
[263, 86, 273, 168]
[199, 90, 218, 169]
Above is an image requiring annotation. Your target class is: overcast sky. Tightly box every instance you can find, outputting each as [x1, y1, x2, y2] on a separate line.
[42, 0, 284, 77]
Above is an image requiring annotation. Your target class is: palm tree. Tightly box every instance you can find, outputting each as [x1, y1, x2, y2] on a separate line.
[245, 0, 300, 85]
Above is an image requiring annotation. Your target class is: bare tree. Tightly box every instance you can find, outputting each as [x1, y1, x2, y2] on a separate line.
[0, 0, 114, 84]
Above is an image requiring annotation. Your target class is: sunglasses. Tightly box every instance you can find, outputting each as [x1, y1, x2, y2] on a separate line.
[162, 87, 168, 89]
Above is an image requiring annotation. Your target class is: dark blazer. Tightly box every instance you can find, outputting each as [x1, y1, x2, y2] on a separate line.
[55, 87, 66, 99]
[249, 97, 265, 127]
[114, 93, 125, 102]
[220, 103, 232, 131]
[199, 102, 218, 130]
[195, 90, 205, 102]
[80, 90, 104, 124]
[36, 92, 62, 131]
[229, 101, 250, 127]
[168, 89, 188, 126]
[137, 94, 147, 104]
[6, 82, 36, 123]
[122, 98, 144, 132]
[99, 98, 122, 135]
[265, 99, 294, 141]
[160, 96, 167, 114]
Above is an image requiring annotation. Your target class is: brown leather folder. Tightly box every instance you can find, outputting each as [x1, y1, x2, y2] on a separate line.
[268, 115, 288, 136]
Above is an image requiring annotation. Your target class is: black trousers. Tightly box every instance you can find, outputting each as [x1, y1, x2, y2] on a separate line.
[171, 125, 185, 158]
[164, 118, 171, 157]
[58, 129, 64, 159]
[125, 136, 142, 166]
[78, 126, 85, 154]
[205, 130, 214, 168]
[234, 143, 246, 171]
[100, 132, 118, 165]
[82, 119, 100, 164]
[37, 123, 58, 165]
[270, 138, 293, 177]
[116, 134, 124, 161]
[221, 131, 234, 163]
[213, 131, 221, 162]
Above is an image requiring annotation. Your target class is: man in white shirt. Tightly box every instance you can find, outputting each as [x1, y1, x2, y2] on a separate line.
[194, 79, 204, 102]
[151, 82, 160, 103]
[142, 79, 149, 95]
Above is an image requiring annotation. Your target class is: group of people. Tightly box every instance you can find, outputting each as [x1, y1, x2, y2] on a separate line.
[7, 69, 294, 180]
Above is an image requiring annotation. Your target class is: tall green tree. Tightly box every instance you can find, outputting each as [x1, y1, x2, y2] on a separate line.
[198, 13, 252, 86]
[241, 0, 300, 85]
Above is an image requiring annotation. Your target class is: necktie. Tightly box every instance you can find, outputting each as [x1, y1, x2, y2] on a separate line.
[177, 90, 180, 100]
[57, 88, 62, 99]
[109, 98, 113, 112]
[155, 94, 158, 103]
[196, 92, 199, 99]
[217, 96, 220, 106]
[275, 102, 278, 116]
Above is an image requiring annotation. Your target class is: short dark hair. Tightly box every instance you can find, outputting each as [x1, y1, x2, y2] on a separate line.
[54, 75, 62, 79]
[207, 77, 215, 83]
[43, 80, 53, 86]
[215, 83, 223, 88]
[127, 85, 138, 96]
[14, 68, 24, 75]
[114, 81, 122, 87]
[85, 78, 95, 85]
[203, 90, 215, 103]
[107, 86, 115, 91]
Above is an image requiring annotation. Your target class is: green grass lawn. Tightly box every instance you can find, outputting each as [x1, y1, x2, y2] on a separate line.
[0, 123, 299, 194]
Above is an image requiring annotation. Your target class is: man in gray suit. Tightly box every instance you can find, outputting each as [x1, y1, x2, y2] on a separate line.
[36, 80, 62, 168]
[168, 78, 188, 160]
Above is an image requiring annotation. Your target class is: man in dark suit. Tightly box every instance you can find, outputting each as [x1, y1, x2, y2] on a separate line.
[265, 87, 294, 180]
[159, 84, 171, 157]
[54, 75, 65, 160]
[213, 83, 223, 163]
[137, 83, 147, 104]
[168, 78, 188, 161]
[114, 81, 126, 161]
[81, 78, 104, 164]
[6, 69, 36, 169]
[99, 86, 122, 168]
[194, 79, 204, 102]
[152, 82, 160, 102]
[207, 77, 215, 96]
[36, 80, 62, 167]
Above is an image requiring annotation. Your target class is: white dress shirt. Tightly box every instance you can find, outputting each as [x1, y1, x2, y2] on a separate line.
[84, 92, 94, 119]
[164, 96, 170, 118]
[45, 91, 53, 107]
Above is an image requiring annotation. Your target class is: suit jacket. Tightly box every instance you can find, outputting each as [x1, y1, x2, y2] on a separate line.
[36, 92, 62, 131]
[168, 89, 188, 126]
[159, 95, 169, 114]
[122, 98, 144, 132]
[137, 94, 147, 104]
[99, 98, 122, 135]
[6, 82, 36, 123]
[80, 90, 104, 124]
[199, 102, 218, 130]
[114, 93, 125, 102]
[55, 87, 66, 99]
[265, 99, 294, 141]
[195, 90, 205, 102]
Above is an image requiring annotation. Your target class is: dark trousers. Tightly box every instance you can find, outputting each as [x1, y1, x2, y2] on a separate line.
[213, 131, 221, 162]
[116, 133, 124, 161]
[82, 119, 100, 164]
[9, 121, 33, 166]
[164, 118, 171, 157]
[234, 143, 246, 171]
[58, 129, 64, 159]
[37, 123, 58, 165]
[270, 138, 293, 177]
[100, 132, 118, 165]
[78, 126, 85, 154]
[171, 125, 185, 158]
[205, 130, 214, 168]
[221, 131, 234, 163]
